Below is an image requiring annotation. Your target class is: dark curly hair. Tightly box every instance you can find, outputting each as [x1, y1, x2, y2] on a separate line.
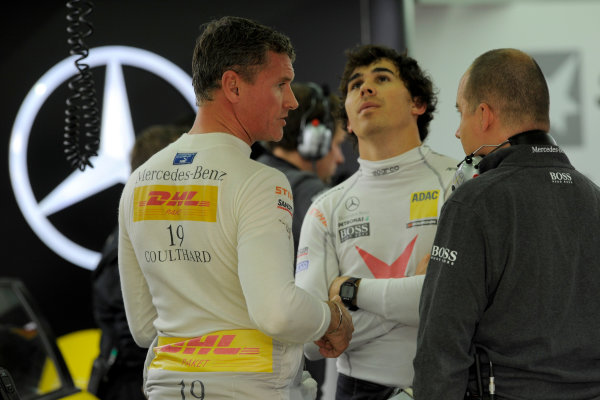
[192, 16, 295, 105]
[338, 44, 437, 142]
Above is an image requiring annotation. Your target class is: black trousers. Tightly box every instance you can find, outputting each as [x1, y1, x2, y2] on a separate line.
[335, 373, 396, 400]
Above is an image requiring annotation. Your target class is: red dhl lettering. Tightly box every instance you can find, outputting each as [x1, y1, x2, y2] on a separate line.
[151, 330, 272, 373]
[133, 185, 218, 222]
[183, 359, 209, 368]
[309, 207, 327, 227]
[155, 334, 260, 356]
[141, 190, 210, 207]
[275, 186, 293, 200]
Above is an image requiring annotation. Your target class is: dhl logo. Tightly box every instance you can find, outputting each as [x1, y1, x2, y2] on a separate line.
[156, 334, 259, 356]
[133, 184, 218, 222]
[151, 329, 274, 373]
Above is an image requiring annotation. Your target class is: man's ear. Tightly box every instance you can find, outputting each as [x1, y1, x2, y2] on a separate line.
[222, 70, 240, 103]
[411, 97, 427, 116]
[479, 102, 494, 132]
[346, 119, 354, 134]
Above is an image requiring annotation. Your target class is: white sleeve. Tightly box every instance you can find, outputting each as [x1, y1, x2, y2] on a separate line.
[295, 198, 341, 359]
[237, 169, 330, 344]
[356, 275, 424, 326]
[118, 184, 158, 348]
[294, 198, 340, 300]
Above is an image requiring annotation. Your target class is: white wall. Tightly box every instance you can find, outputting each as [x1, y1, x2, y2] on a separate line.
[413, 1, 600, 184]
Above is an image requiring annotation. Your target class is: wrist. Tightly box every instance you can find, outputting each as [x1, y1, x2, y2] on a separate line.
[326, 301, 343, 334]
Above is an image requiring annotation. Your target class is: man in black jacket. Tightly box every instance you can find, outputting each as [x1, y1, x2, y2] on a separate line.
[413, 48, 600, 400]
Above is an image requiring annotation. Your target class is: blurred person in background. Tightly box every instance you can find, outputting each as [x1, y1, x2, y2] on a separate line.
[89, 123, 186, 400]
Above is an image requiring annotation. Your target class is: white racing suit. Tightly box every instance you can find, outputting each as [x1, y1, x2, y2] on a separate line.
[119, 133, 331, 399]
[295, 145, 457, 389]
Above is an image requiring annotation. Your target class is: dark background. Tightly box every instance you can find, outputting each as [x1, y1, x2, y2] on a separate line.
[1, 0, 404, 337]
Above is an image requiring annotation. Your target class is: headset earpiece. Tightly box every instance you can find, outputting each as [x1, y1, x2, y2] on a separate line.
[297, 83, 333, 160]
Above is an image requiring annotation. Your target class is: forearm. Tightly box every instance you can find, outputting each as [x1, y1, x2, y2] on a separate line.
[239, 217, 330, 342]
[117, 195, 157, 348]
[356, 275, 424, 325]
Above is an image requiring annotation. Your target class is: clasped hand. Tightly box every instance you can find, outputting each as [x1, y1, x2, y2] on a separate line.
[314, 295, 354, 358]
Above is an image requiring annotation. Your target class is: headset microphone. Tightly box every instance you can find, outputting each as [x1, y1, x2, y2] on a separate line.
[450, 130, 557, 193]
[451, 142, 507, 192]
[451, 153, 483, 192]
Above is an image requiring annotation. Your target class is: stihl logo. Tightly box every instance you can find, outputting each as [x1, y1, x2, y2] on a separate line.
[157, 335, 259, 356]
[139, 190, 211, 207]
[276, 186, 293, 200]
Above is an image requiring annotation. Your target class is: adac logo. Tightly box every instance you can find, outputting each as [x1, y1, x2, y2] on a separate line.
[8, 46, 196, 270]
[408, 190, 440, 228]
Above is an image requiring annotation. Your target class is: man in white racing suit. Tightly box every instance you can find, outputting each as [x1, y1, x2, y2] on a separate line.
[118, 16, 353, 400]
[295, 45, 458, 399]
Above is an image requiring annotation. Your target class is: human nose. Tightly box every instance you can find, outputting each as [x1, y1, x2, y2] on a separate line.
[360, 81, 375, 97]
[286, 87, 299, 110]
[455, 127, 461, 139]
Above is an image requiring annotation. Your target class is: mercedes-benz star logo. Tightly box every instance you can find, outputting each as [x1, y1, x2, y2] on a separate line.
[9, 46, 196, 270]
[345, 196, 360, 211]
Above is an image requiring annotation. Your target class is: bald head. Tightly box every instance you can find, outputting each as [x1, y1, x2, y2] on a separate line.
[463, 48, 550, 132]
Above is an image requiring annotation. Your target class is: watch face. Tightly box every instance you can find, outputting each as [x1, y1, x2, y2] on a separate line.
[340, 284, 354, 299]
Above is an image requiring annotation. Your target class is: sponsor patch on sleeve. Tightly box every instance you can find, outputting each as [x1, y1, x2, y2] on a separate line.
[296, 260, 309, 273]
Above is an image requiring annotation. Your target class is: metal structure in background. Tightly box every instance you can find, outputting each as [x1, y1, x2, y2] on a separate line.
[359, 0, 415, 54]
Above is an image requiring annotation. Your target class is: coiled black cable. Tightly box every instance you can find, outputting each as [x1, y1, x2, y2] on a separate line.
[64, 0, 100, 171]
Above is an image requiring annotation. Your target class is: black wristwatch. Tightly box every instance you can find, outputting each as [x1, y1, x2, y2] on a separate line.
[339, 277, 361, 311]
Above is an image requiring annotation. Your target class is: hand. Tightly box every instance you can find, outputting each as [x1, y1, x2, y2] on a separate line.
[415, 253, 431, 275]
[315, 295, 354, 358]
[328, 276, 349, 301]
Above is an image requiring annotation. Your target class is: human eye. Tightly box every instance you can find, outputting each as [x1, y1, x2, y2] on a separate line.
[376, 74, 391, 83]
[348, 79, 362, 91]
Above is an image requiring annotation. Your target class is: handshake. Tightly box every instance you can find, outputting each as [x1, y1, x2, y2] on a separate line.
[315, 294, 354, 358]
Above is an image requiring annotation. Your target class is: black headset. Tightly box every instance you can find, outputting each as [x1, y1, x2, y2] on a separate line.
[297, 83, 333, 160]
